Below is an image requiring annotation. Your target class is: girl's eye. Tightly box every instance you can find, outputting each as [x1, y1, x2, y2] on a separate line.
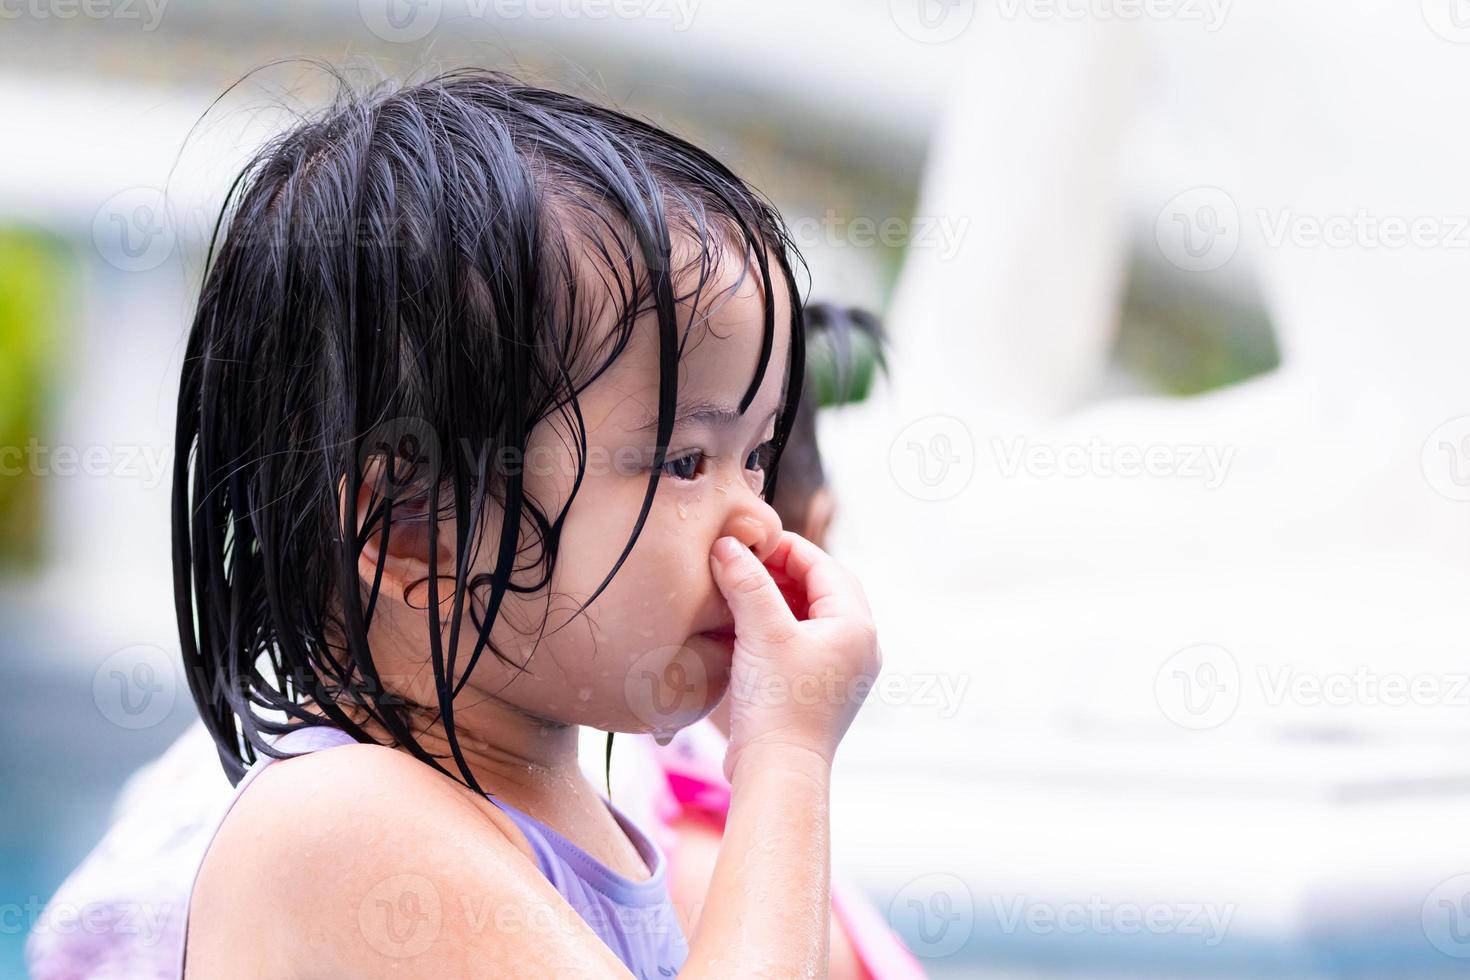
[659, 441, 774, 482]
[660, 450, 706, 481]
[745, 440, 777, 472]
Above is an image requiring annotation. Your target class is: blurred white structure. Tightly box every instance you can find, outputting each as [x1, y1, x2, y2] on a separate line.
[824, 0, 1470, 974]
[11, 1, 1470, 973]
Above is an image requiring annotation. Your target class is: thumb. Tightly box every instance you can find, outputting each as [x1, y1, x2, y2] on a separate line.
[709, 536, 797, 643]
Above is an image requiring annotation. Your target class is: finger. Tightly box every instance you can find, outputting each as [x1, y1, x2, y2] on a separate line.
[764, 563, 810, 620]
[763, 532, 869, 623]
[710, 536, 799, 641]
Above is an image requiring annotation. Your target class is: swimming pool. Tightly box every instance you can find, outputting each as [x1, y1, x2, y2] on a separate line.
[0, 593, 195, 980]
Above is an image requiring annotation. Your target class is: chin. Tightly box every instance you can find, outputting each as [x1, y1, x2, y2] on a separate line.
[614, 637, 731, 736]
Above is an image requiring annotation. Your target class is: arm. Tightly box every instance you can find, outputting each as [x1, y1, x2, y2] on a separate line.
[680, 531, 881, 978]
[674, 701, 867, 977]
[680, 741, 833, 977]
[667, 810, 868, 979]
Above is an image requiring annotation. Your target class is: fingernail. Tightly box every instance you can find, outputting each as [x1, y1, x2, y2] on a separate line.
[712, 536, 741, 563]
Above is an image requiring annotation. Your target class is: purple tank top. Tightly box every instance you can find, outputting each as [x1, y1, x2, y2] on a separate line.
[179, 725, 689, 979]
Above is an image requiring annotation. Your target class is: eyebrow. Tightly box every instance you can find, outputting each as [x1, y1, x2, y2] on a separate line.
[631, 336, 794, 433]
[632, 400, 781, 432]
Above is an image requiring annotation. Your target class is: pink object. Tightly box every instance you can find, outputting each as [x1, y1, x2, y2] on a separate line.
[641, 720, 928, 980]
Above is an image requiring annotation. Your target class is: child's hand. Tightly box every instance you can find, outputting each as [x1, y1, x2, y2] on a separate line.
[708, 531, 882, 782]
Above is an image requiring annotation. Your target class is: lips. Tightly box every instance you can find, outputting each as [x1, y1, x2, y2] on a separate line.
[698, 624, 736, 642]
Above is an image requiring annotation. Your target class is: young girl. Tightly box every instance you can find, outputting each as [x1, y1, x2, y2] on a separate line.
[172, 68, 882, 978]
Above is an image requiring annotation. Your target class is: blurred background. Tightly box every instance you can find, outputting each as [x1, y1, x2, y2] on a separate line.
[2, 1, 1469, 977]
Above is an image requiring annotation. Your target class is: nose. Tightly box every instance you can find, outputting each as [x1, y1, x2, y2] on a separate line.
[716, 476, 783, 565]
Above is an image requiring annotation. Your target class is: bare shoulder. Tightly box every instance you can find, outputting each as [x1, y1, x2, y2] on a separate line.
[188, 742, 628, 979]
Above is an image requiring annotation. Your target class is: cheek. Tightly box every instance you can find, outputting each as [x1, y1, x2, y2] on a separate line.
[580, 542, 708, 642]
[667, 477, 757, 523]
[629, 523, 716, 606]
[535, 527, 725, 730]
[569, 484, 718, 609]
[497, 453, 729, 726]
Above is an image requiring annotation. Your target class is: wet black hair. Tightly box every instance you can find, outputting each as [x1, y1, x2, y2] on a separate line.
[172, 65, 806, 792]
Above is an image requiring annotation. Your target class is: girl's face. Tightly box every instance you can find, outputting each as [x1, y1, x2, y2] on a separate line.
[507, 253, 791, 736]
[379, 248, 792, 739]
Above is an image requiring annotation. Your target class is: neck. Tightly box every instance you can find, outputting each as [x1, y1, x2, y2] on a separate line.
[315, 688, 586, 799]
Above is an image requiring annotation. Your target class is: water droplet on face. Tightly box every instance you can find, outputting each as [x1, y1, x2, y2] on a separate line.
[713, 485, 727, 496]
[676, 502, 688, 520]
[652, 730, 674, 747]
[576, 686, 592, 702]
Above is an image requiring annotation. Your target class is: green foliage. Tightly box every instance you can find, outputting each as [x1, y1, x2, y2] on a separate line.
[0, 228, 69, 572]
[1114, 255, 1281, 396]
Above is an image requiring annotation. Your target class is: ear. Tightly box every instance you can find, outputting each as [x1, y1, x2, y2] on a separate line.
[342, 458, 457, 612]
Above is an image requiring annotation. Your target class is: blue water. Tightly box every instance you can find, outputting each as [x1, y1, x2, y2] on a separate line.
[0, 597, 194, 980]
